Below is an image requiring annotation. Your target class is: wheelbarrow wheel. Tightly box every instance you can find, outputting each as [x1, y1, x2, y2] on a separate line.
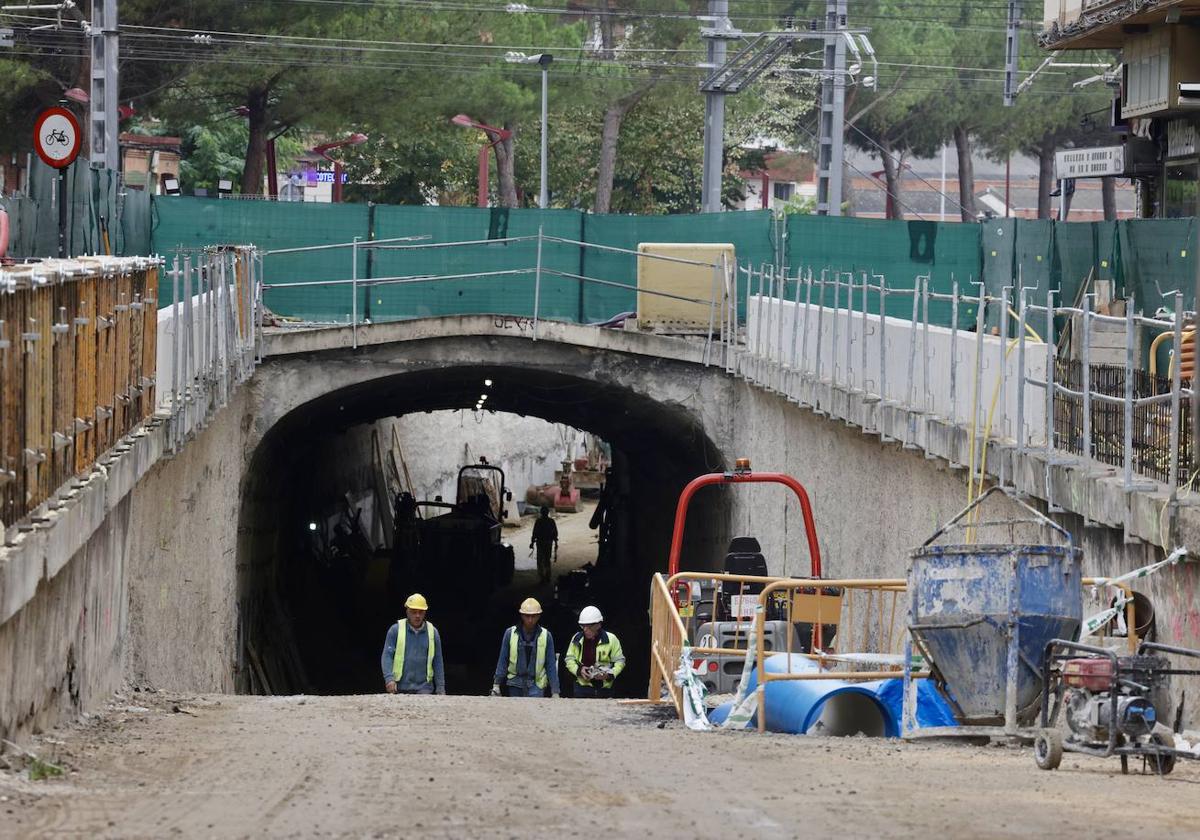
[1034, 729, 1063, 770]
[1147, 733, 1175, 776]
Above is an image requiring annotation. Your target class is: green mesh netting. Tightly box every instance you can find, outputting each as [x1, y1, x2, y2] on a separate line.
[789, 215, 983, 326]
[144, 196, 1200, 324]
[0, 160, 149, 260]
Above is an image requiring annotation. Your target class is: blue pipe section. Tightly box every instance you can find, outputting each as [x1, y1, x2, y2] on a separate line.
[708, 653, 957, 735]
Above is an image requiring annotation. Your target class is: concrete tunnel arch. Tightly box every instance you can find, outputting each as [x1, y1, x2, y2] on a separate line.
[236, 351, 734, 697]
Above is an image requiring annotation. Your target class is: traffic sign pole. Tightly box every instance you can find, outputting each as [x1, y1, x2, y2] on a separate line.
[33, 106, 83, 258]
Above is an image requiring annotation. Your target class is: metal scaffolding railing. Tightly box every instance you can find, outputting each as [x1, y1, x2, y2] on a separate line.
[737, 264, 1195, 516]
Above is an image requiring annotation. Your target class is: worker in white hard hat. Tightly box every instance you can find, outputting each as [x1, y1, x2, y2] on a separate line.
[381, 593, 445, 695]
[492, 597, 560, 698]
[565, 605, 625, 698]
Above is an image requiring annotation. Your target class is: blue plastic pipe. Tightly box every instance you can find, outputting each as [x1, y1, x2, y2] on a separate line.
[709, 653, 958, 735]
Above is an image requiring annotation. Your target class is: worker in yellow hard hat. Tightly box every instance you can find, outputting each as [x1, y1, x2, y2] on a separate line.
[381, 593, 445, 695]
[491, 597, 559, 698]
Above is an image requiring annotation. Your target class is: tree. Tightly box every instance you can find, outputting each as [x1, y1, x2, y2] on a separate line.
[829, 0, 957, 219]
[983, 43, 1113, 219]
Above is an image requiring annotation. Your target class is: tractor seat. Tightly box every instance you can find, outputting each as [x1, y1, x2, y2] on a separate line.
[723, 536, 767, 586]
[718, 536, 769, 623]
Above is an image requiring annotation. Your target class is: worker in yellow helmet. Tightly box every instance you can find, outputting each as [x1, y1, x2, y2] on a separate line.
[565, 605, 624, 698]
[491, 597, 560, 698]
[381, 593, 445, 695]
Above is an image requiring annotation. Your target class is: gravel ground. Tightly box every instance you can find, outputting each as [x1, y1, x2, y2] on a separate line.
[2, 689, 1198, 839]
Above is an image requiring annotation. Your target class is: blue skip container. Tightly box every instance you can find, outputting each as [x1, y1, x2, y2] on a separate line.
[908, 487, 1082, 727]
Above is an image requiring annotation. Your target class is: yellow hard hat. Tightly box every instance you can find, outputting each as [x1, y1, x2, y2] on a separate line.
[518, 597, 543, 615]
[405, 593, 429, 611]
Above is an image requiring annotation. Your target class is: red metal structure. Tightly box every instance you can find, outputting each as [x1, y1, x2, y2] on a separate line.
[312, 133, 368, 203]
[666, 462, 822, 580]
[450, 114, 512, 208]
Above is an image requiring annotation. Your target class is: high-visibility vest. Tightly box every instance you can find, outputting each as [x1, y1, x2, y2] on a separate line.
[566, 630, 625, 687]
[507, 626, 548, 689]
[392, 620, 437, 684]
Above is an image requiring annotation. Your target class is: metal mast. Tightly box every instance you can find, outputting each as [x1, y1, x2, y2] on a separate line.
[815, 0, 847, 215]
[89, 0, 119, 169]
[700, 0, 731, 213]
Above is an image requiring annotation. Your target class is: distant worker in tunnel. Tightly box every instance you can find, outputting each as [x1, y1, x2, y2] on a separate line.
[381, 593, 446, 695]
[491, 598, 560, 698]
[531, 506, 558, 584]
[565, 606, 625, 698]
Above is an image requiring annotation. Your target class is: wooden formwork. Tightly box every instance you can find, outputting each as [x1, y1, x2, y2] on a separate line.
[0, 287, 24, 525]
[73, 275, 97, 472]
[51, 274, 77, 493]
[95, 270, 117, 454]
[0, 259, 161, 529]
[141, 266, 158, 413]
[113, 270, 133, 439]
[25, 281, 54, 509]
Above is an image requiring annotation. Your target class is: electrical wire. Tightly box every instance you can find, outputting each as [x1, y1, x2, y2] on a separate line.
[791, 116, 929, 220]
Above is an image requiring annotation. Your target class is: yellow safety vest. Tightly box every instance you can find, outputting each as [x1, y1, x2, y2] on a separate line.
[507, 626, 548, 689]
[392, 620, 437, 684]
[566, 630, 625, 687]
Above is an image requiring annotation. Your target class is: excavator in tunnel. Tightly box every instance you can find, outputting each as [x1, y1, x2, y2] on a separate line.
[391, 462, 516, 608]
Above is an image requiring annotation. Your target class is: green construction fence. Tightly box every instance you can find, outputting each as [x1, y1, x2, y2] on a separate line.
[144, 197, 1199, 326]
[1, 159, 150, 260]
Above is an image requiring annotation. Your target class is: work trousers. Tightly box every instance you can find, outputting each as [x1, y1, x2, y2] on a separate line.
[535, 543, 553, 582]
[506, 683, 546, 698]
[573, 684, 612, 699]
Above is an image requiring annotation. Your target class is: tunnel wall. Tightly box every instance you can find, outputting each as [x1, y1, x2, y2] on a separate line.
[390, 411, 568, 509]
[0, 395, 247, 745]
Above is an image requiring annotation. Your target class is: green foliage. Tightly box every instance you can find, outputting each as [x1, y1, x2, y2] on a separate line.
[28, 756, 64, 781]
[176, 122, 249, 193]
[0, 0, 1120, 214]
[779, 194, 817, 216]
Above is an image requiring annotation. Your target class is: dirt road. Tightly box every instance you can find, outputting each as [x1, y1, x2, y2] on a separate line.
[3, 690, 1197, 839]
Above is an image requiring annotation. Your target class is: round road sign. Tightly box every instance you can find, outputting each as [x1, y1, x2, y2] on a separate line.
[33, 106, 82, 169]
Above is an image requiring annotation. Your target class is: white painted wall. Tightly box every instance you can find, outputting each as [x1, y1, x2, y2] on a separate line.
[384, 411, 579, 513]
[746, 294, 1050, 446]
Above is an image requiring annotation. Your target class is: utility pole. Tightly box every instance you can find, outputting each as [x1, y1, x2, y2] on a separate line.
[539, 55, 551, 209]
[700, 0, 731, 214]
[1003, 0, 1020, 106]
[816, 0, 847, 215]
[89, 0, 119, 170]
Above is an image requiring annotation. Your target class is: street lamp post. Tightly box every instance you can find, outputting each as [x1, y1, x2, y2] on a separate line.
[312, 132, 368, 203]
[451, 114, 512, 208]
[505, 52, 553, 208]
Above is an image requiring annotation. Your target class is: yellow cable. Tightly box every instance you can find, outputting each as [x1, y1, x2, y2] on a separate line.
[1159, 466, 1200, 549]
[969, 329, 1050, 541]
[1008, 306, 1043, 343]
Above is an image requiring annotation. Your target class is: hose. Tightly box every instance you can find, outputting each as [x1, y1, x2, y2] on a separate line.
[966, 328, 1043, 541]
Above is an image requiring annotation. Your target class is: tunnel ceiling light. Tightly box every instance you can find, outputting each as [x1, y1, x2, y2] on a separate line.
[308, 521, 318, 531]
[484, 378, 493, 387]
[480, 394, 488, 400]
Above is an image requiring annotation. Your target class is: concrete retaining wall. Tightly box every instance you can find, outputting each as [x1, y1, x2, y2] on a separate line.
[0, 396, 247, 744]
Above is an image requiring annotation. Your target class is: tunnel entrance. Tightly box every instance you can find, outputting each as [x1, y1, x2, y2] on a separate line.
[237, 365, 728, 698]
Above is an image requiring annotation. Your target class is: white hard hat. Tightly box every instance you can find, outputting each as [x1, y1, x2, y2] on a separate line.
[578, 605, 603, 624]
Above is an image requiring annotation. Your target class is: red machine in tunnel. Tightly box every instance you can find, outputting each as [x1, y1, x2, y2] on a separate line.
[667, 459, 822, 583]
[664, 459, 827, 691]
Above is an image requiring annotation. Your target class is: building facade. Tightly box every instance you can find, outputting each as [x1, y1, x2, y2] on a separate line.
[1042, 0, 1200, 217]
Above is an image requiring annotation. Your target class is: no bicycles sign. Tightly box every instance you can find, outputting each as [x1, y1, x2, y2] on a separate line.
[33, 106, 82, 169]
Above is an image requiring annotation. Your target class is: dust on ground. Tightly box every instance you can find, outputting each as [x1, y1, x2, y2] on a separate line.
[2, 688, 1197, 839]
